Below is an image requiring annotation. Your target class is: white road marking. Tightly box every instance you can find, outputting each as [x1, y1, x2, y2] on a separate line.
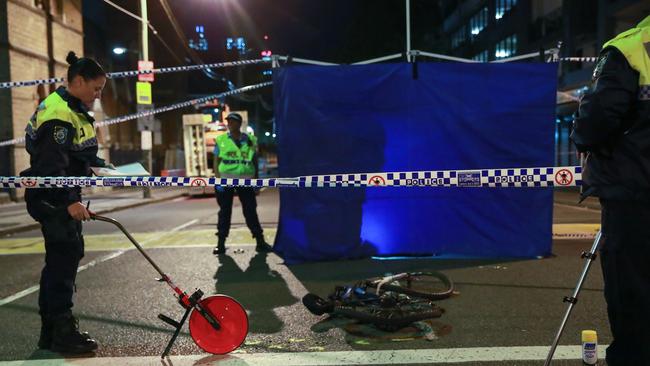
[554, 202, 600, 212]
[0, 346, 607, 365]
[0, 219, 198, 307]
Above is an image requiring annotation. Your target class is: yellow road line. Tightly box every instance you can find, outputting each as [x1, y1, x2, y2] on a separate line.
[0, 222, 594, 255]
[0, 228, 276, 255]
[552, 223, 600, 239]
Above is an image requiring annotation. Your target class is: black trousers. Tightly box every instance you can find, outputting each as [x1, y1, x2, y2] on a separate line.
[599, 199, 650, 366]
[216, 187, 263, 239]
[37, 211, 85, 318]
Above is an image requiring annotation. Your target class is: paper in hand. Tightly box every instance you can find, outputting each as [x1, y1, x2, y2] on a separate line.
[91, 162, 150, 176]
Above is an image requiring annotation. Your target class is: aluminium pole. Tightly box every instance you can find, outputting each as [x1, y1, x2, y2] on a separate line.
[406, 0, 412, 62]
[141, 0, 152, 198]
[544, 230, 604, 365]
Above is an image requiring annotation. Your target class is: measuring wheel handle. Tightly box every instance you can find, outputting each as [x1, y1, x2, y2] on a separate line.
[90, 214, 248, 357]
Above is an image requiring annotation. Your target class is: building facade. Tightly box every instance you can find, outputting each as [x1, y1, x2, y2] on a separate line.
[0, 0, 89, 200]
[437, 0, 650, 166]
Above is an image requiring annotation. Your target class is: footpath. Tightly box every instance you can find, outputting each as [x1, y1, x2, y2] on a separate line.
[0, 186, 598, 238]
[0, 188, 187, 236]
[553, 187, 600, 210]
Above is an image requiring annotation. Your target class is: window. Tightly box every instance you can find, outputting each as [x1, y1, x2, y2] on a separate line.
[495, 0, 517, 20]
[190, 25, 209, 51]
[473, 51, 489, 62]
[495, 34, 517, 59]
[451, 26, 467, 49]
[470, 7, 489, 38]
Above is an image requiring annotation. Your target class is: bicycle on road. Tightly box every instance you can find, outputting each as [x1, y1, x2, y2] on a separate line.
[302, 271, 454, 331]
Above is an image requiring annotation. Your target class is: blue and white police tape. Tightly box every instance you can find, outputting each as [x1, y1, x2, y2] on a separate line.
[0, 81, 273, 147]
[0, 59, 268, 89]
[559, 57, 598, 62]
[2, 166, 582, 188]
[0, 55, 596, 90]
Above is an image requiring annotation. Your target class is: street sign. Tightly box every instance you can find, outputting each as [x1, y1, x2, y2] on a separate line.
[141, 130, 152, 150]
[138, 60, 154, 82]
[136, 81, 152, 105]
[137, 104, 155, 131]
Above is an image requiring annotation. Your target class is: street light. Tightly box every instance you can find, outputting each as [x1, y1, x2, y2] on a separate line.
[113, 47, 128, 55]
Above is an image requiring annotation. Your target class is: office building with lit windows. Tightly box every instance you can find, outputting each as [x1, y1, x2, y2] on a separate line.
[437, 0, 650, 166]
[439, 0, 649, 83]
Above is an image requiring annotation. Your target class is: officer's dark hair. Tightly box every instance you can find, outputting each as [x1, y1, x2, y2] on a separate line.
[66, 51, 106, 82]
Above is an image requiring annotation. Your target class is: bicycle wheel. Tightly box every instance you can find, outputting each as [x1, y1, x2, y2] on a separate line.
[366, 272, 454, 300]
[333, 296, 443, 330]
[302, 293, 335, 315]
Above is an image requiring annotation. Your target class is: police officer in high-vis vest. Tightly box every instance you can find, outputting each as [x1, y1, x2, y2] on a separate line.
[213, 112, 272, 255]
[20, 51, 109, 354]
[571, 15, 650, 365]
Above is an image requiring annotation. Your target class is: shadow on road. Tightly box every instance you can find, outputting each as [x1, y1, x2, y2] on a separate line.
[213, 251, 297, 334]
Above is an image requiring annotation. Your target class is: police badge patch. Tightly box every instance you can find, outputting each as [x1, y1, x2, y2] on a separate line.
[53, 126, 68, 144]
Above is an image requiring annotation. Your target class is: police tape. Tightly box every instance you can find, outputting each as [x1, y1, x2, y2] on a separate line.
[0, 81, 273, 147]
[0, 59, 268, 89]
[559, 57, 598, 62]
[96, 82, 272, 128]
[2, 166, 581, 188]
[0, 55, 596, 89]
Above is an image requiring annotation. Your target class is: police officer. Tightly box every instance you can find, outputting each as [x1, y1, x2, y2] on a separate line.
[21, 51, 109, 353]
[213, 112, 272, 254]
[571, 15, 650, 366]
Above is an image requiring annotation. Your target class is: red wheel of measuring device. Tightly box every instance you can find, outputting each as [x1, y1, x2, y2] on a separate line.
[188, 295, 249, 354]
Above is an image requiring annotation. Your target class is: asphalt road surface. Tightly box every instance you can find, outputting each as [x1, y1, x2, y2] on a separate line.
[0, 189, 608, 365]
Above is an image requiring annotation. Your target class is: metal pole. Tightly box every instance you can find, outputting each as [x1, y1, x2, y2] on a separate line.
[94, 215, 166, 277]
[140, 0, 152, 198]
[406, 0, 411, 62]
[544, 230, 603, 366]
[141, 0, 149, 61]
[352, 53, 404, 65]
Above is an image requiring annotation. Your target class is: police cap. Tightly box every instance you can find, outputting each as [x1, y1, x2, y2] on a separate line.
[225, 112, 243, 123]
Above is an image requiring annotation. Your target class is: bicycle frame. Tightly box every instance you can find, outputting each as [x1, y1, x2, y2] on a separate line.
[371, 273, 410, 295]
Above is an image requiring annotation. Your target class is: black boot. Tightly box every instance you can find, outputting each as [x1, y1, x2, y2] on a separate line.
[255, 235, 273, 252]
[39, 315, 91, 350]
[50, 314, 98, 354]
[38, 316, 51, 349]
[213, 236, 226, 255]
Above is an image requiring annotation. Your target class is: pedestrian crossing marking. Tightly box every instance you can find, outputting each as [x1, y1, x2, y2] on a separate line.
[552, 223, 600, 239]
[0, 223, 596, 254]
[0, 228, 277, 255]
[0, 346, 608, 365]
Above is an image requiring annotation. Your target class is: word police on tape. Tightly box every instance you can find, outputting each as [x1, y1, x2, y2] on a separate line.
[2, 166, 582, 189]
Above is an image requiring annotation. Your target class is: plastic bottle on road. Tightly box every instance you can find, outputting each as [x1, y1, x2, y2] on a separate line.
[582, 330, 598, 365]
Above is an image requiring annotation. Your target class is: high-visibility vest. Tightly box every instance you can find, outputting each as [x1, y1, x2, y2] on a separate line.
[216, 133, 257, 178]
[603, 15, 650, 101]
[26, 89, 97, 150]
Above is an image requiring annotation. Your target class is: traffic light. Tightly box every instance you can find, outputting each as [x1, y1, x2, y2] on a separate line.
[261, 34, 272, 75]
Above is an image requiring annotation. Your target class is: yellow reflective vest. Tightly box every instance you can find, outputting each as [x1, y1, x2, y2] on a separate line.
[26, 88, 97, 151]
[216, 133, 257, 178]
[603, 15, 650, 100]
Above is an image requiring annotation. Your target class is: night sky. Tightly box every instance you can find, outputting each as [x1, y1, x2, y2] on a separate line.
[84, 0, 443, 66]
[156, 0, 441, 64]
[82, 0, 443, 121]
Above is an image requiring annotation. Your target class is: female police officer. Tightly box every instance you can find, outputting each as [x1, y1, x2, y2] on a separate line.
[21, 51, 109, 354]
